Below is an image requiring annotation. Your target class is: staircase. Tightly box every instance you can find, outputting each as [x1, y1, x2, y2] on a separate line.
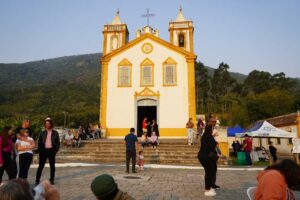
[57, 139, 228, 166]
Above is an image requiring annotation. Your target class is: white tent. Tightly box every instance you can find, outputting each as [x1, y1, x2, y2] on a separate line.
[236, 120, 297, 138]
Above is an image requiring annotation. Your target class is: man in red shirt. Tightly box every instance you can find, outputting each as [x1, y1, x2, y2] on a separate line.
[242, 134, 253, 166]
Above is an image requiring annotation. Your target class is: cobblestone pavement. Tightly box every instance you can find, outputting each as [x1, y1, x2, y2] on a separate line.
[3, 163, 300, 200]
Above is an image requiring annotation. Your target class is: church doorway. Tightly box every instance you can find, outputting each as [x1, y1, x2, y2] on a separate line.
[136, 98, 158, 137]
[137, 106, 157, 137]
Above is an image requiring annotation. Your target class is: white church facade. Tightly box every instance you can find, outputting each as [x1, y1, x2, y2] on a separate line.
[100, 8, 197, 138]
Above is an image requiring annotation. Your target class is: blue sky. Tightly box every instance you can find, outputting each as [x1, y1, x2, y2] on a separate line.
[0, 0, 299, 78]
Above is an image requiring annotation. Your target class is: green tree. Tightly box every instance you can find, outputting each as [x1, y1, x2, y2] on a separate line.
[195, 61, 211, 114]
[244, 70, 272, 94]
[246, 88, 294, 122]
[211, 62, 236, 113]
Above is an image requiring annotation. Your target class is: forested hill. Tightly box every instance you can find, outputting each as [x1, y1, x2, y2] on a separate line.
[2, 53, 298, 88]
[0, 53, 299, 127]
[0, 53, 102, 88]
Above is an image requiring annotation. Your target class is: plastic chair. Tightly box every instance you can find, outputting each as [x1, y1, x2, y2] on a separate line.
[247, 186, 257, 200]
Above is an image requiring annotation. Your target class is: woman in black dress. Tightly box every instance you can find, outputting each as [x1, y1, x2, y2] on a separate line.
[198, 124, 219, 196]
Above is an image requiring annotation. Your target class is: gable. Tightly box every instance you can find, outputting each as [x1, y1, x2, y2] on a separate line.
[102, 33, 196, 61]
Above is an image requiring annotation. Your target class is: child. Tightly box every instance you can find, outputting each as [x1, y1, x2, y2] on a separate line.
[137, 151, 144, 170]
[140, 133, 147, 148]
[150, 132, 158, 149]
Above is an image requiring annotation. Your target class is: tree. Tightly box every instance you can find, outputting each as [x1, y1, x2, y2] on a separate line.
[271, 72, 297, 92]
[195, 61, 211, 114]
[211, 62, 236, 113]
[246, 88, 294, 122]
[244, 70, 272, 94]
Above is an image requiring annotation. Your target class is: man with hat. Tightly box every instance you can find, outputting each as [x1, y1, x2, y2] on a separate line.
[91, 174, 133, 200]
[35, 117, 60, 185]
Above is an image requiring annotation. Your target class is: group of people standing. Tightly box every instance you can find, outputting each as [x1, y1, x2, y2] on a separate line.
[0, 117, 60, 186]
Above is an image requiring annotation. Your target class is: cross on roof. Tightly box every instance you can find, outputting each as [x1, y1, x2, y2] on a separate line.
[141, 8, 155, 27]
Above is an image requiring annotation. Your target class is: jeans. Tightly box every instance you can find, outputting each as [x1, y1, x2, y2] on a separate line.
[245, 151, 252, 165]
[187, 128, 194, 144]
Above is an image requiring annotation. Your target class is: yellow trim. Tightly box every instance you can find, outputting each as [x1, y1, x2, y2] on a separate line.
[102, 32, 108, 55]
[162, 57, 177, 86]
[106, 128, 187, 137]
[105, 128, 131, 137]
[218, 142, 229, 157]
[169, 29, 174, 44]
[117, 58, 132, 87]
[297, 115, 300, 138]
[102, 33, 196, 60]
[140, 58, 154, 87]
[134, 87, 160, 97]
[102, 24, 128, 55]
[187, 59, 196, 123]
[189, 27, 194, 53]
[100, 60, 109, 128]
[141, 43, 153, 54]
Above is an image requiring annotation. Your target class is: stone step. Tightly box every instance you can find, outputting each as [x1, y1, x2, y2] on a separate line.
[58, 139, 229, 166]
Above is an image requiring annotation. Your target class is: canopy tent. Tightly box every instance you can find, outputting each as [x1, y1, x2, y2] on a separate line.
[236, 120, 297, 138]
[227, 125, 244, 137]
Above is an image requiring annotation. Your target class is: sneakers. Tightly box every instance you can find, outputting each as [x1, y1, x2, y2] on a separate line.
[204, 188, 216, 196]
[212, 184, 220, 189]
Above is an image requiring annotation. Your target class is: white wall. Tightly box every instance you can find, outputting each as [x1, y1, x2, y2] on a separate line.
[106, 38, 189, 129]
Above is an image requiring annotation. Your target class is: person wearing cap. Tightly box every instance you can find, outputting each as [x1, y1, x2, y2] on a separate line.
[124, 128, 138, 173]
[35, 117, 60, 185]
[91, 174, 133, 200]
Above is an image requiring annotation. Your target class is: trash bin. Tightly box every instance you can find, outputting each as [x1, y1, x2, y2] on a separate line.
[236, 151, 246, 165]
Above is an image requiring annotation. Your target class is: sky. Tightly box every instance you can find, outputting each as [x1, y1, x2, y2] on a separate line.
[0, 0, 300, 78]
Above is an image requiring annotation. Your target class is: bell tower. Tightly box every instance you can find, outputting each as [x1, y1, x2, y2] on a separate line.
[169, 7, 194, 53]
[102, 10, 129, 55]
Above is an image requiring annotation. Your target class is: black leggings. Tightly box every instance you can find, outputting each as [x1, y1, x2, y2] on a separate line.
[0, 151, 14, 181]
[18, 153, 33, 179]
[200, 158, 217, 190]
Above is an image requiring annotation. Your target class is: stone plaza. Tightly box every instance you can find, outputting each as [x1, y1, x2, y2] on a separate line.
[3, 162, 300, 200]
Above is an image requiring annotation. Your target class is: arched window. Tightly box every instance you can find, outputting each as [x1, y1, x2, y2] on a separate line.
[140, 58, 154, 86]
[163, 57, 177, 86]
[111, 35, 118, 50]
[178, 34, 185, 47]
[118, 59, 132, 87]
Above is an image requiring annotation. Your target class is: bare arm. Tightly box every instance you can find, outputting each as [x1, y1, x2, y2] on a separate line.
[16, 140, 35, 151]
[17, 134, 34, 144]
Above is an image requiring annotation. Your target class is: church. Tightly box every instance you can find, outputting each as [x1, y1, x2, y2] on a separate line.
[100, 8, 197, 138]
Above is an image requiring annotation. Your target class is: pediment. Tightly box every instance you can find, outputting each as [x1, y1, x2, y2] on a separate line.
[118, 58, 132, 66]
[134, 87, 160, 97]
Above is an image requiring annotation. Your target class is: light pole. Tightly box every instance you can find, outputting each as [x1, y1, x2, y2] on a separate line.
[62, 111, 68, 129]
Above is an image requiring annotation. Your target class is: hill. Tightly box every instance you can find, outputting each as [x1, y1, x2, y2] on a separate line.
[0, 53, 299, 127]
[0, 53, 102, 88]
